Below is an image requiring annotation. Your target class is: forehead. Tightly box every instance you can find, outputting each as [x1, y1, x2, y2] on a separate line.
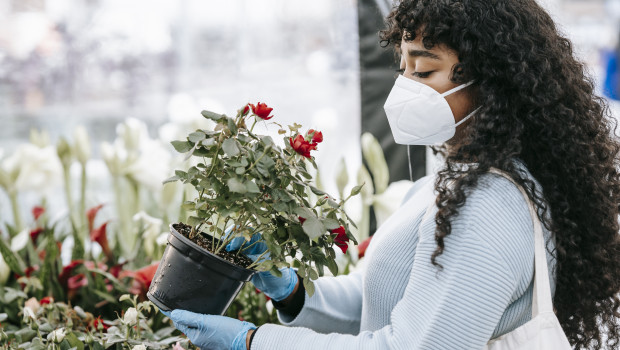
[399, 33, 457, 60]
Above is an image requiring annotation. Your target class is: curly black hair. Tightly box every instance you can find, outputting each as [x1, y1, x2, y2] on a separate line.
[380, 0, 620, 348]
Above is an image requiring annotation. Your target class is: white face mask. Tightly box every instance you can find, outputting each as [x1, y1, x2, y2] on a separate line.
[383, 75, 479, 145]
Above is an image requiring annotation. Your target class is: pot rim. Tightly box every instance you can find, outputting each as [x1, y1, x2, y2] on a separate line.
[169, 222, 257, 276]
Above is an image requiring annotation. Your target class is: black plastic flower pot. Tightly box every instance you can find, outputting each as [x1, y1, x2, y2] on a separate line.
[147, 224, 256, 315]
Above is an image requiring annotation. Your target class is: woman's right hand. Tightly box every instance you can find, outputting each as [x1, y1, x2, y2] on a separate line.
[226, 234, 298, 302]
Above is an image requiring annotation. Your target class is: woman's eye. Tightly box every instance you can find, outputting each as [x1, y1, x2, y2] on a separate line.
[395, 68, 405, 75]
[413, 71, 434, 78]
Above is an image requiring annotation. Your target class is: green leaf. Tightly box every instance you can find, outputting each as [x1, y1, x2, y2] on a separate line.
[188, 131, 206, 143]
[162, 175, 180, 184]
[171, 140, 193, 153]
[0, 236, 23, 275]
[65, 332, 85, 350]
[303, 278, 315, 297]
[256, 156, 275, 177]
[261, 136, 274, 147]
[227, 117, 238, 135]
[309, 186, 326, 196]
[309, 268, 319, 280]
[235, 167, 245, 175]
[322, 218, 341, 230]
[301, 216, 326, 239]
[201, 110, 224, 121]
[187, 216, 202, 226]
[193, 147, 211, 157]
[257, 260, 273, 272]
[327, 259, 339, 276]
[222, 138, 240, 157]
[245, 180, 261, 193]
[227, 178, 247, 193]
[327, 199, 340, 209]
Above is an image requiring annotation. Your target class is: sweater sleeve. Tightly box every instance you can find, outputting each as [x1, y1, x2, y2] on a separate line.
[275, 266, 364, 334]
[251, 174, 534, 349]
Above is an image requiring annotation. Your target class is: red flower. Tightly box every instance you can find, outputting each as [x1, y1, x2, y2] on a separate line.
[308, 129, 323, 144]
[357, 236, 373, 259]
[32, 206, 45, 221]
[250, 102, 274, 120]
[242, 104, 250, 116]
[121, 262, 160, 298]
[331, 226, 350, 254]
[298, 216, 306, 225]
[67, 273, 88, 290]
[29, 227, 44, 244]
[93, 316, 110, 332]
[86, 204, 104, 233]
[58, 260, 83, 286]
[289, 134, 318, 158]
[109, 262, 126, 278]
[90, 222, 113, 261]
[40, 296, 54, 305]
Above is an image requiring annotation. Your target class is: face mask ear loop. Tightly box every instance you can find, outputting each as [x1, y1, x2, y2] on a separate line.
[440, 81, 475, 98]
[454, 106, 481, 127]
[407, 145, 413, 182]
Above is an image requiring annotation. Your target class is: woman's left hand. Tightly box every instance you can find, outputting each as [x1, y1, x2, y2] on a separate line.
[165, 309, 256, 350]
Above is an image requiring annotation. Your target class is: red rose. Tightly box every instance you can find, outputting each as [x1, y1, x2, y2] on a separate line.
[40, 296, 54, 306]
[250, 102, 274, 120]
[93, 316, 110, 332]
[90, 222, 113, 261]
[242, 104, 250, 116]
[357, 236, 373, 259]
[307, 129, 323, 144]
[32, 206, 45, 221]
[289, 134, 318, 158]
[331, 226, 349, 254]
[298, 216, 307, 225]
[29, 227, 44, 244]
[67, 273, 88, 290]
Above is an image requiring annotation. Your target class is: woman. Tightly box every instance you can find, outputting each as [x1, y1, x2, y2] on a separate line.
[165, 0, 620, 349]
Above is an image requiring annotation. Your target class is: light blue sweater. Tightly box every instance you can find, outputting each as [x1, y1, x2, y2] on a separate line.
[252, 162, 557, 349]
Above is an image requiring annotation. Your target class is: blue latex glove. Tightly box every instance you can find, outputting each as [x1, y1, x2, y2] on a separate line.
[168, 309, 255, 350]
[226, 232, 298, 302]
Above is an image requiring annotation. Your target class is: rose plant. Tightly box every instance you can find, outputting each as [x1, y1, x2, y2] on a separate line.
[160, 102, 361, 296]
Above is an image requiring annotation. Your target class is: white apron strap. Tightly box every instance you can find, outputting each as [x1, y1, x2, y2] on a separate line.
[488, 168, 553, 317]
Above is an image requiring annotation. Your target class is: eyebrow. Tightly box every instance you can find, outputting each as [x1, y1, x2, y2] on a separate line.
[407, 49, 441, 60]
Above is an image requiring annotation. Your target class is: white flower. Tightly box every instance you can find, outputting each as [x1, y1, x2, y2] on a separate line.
[29, 129, 50, 148]
[1, 144, 62, 192]
[372, 180, 415, 228]
[156, 232, 169, 246]
[73, 126, 91, 164]
[133, 211, 163, 257]
[361, 132, 389, 194]
[24, 297, 40, 314]
[117, 118, 148, 153]
[101, 141, 135, 176]
[132, 344, 147, 350]
[47, 328, 66, 343]
[23, 306, 36, 320]
[0, 252, 10, 285]
[11, 229, 29, 252]
[124, 307, 138, 325]
[127, 139, 172, 191]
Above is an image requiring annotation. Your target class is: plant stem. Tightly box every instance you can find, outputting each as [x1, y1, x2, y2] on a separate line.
[63, 164, 77, 228]
[79, 162, 87, 229]
[250, 119, 258, 133]
[246, 147, 271, 173]
[8, 190, 22, 233]
[247, 250, 270, 269]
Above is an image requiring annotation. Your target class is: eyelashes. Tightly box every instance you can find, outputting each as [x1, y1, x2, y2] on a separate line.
[394, 68, 434, 78]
